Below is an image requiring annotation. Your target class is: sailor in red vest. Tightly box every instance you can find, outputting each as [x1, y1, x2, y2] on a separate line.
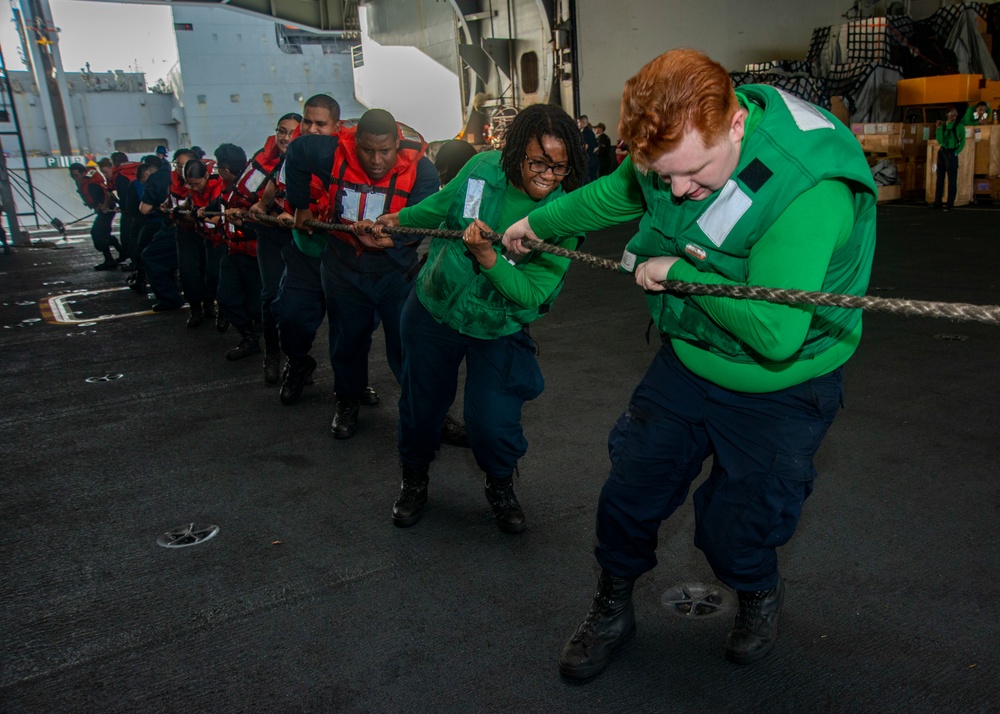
[121, 161, 153, 289]
[172, 150, 213, 327]
[69, 162, 124, 270]
[180, 158, 226, 329]
[109, 152, 140, 267]
[243, 112, 299, 384]
[286, 108, 439, 439]
[137, 150, 192, 312]
[251, 95, 341, 403]
[211, 142, 266, 361]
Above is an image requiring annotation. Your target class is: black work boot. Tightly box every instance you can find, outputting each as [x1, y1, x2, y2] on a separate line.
[360, 386, 380, 406]
[559, 570, 637, 681]
[392, 465, 429, 527]
[484, 475, 525, 533]
[440, 413, 469, 448]
[94, 249, 117, 271]
[226, 326, 261, 361]
[186, 307, 204, 328]
[725, 577, 784, 664]
[331, 398, 360, 440]
[128, 271, 147, 295]
[262, 349, 281, 385]
[279, 355, 316, 405]
[202, 299, 216, 318]
[262, 329, 282, 385]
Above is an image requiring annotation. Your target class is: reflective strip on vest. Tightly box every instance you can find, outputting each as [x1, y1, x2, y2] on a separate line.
[463, 179, 485, 219]
[340, 187, 388, 222]
[241, 168, 268, 195]
[696, 180, 752, 247]
[775, 88, 834, 132]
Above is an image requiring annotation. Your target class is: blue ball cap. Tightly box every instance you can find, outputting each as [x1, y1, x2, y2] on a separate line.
[155, 145, 168, 155]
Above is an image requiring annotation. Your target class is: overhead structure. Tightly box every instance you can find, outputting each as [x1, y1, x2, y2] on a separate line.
[82, 0, 363, 34]
[80, 0, 575, 126]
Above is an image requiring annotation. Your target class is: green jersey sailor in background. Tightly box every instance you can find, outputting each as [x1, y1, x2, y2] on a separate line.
[933, 105, 966, 211]
[504, 48, 877, 681]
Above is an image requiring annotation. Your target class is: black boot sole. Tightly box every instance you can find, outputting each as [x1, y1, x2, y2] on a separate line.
[558, 624, 636, 682]
[280, 361, 316, 405]
[332, 425, 358, 440]
[496, 517, 526, 534]
[392, 497, 427, 527]
[392, 510, 424, 527]
[724, 633, 778, 665]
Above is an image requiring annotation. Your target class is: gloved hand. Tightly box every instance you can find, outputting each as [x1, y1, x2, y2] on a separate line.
[292, 228, 326, 258]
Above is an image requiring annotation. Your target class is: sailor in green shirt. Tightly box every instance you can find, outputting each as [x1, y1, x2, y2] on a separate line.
[504, 49, 877, 680]
[370, 104, 588, 534]
[934, 106, 966, 211]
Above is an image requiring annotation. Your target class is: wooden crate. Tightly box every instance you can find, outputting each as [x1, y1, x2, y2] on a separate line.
[925, 139, 976, 206]
[858, 133, 902, 155]
[877, 185, 901, 203]
[898, 158, 927, 193]
[902, 123, 934, 158]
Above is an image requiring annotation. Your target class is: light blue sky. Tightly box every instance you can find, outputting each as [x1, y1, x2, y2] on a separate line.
[1, 0, 179, 85]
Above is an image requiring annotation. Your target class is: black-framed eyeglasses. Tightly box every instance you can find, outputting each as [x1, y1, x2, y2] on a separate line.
[524, 155, 572, 176]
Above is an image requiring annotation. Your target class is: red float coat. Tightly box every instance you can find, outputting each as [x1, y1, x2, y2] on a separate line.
[187, 176, 225, 244]
[77, 169, 110, 209]
[326, 124, 427, 256]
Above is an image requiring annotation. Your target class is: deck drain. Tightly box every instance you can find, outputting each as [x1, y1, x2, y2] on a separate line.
[661, 582, 736, 620]
[78, 322, 97, 327]
[21, 318, 41, 323]
[16, 300, 35, 306]
[157, 523, 220, 548]
[85, 373, 124, 383]
[934, 333, 968, 341]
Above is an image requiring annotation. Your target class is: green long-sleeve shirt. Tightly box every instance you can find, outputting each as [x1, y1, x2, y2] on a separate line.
[937, 120, 966, 153]
[399, 155, 579, 311]
[526, 103, 861, 392]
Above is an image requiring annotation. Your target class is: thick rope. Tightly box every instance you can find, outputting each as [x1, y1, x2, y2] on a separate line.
[196, 211, 1000, 326]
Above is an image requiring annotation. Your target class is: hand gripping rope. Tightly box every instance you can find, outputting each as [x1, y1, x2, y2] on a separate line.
[202, 210, 1000, 326]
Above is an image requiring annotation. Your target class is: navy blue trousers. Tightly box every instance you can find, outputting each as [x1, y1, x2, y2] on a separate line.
[217, 252, 262, 329]
[322, 250, 411, 399]
[176, 227, 205, 306]
[934, 148, 959, 208]
[118, 214, 133, 261]
[177, 230, 224, 307]
[271, 241, 328, 364]
[125, 215, 146, 266]
[398, 292, 544, 477]
[257, 225, 292, 350]
[133, 218, 162, 277]
[90, 211, 120, 258]
[595, 340, 843, 591]
[142, 224, 181, 308]
[204, 240, 225, 302]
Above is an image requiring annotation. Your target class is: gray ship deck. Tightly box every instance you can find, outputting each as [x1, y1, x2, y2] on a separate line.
[2, 205, 998, 713]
